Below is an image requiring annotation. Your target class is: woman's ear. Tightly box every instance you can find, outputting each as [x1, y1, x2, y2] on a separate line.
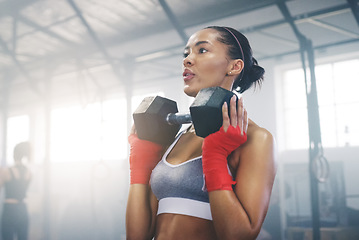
[230, 59, 244, 75]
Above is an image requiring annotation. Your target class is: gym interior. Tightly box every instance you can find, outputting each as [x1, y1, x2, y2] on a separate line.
[1, 0, 359, 239]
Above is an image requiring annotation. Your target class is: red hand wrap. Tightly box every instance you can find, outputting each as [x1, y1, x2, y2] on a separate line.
[128, 134, 163, 184]
[202, 125, 247, 191]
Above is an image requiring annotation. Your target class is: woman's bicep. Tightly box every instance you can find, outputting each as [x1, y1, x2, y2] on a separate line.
[233, 129, 277, 229]
[149, 188, 159, 236]
[126, 185, 158, 239]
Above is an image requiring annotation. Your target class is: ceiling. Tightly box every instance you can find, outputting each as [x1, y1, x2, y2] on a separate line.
[0, 0, 358, 107]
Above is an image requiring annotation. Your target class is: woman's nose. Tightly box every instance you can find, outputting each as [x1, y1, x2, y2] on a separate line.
[183, 55, 193, 67]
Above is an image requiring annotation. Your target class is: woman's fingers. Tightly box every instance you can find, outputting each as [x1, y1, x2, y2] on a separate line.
[243, 107, 248, 135]
[222, 94, 249, 135]
[230, 95, 237, 127]
[222, 95, 247, 134]
[237, 97, 247, 135]
[130, 124, 136, 135]
[222, 102, 230, 132]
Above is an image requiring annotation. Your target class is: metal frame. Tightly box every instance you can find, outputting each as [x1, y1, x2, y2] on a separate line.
[158, 0, 188, 44]
[347, 0, 359, 27]
[277, 2, 325, 240]
[1, 1, 356, 80]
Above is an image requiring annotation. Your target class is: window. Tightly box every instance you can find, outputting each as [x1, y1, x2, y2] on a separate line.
[282, 59, 359, 149]
[51, 100, 128, 162]
[50, 91, 164, 163]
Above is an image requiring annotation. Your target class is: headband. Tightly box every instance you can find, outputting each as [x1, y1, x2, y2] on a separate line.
[223, 27, 244, 62]
[223, 27, 244, 81]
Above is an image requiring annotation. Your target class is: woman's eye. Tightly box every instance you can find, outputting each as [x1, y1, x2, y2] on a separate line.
[183, 52, 189, 58]
[199, 48, 208, 54]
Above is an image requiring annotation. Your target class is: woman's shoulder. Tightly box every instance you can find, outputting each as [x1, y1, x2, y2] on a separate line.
[228, 120, 275, 173]
[247, 119, 274, 145]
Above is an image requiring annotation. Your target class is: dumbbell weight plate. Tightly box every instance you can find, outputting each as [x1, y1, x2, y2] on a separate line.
[133, 96, 181, 145]
[190, 87, 236, 138]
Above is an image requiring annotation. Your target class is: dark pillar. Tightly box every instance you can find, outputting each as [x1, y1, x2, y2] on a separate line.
[277, 3, 328, 239]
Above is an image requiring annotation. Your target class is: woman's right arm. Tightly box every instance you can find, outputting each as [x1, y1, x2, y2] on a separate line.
[126, 185, 158, 240]
[125, 125, 162, 239]
[0, 168, 10, 189]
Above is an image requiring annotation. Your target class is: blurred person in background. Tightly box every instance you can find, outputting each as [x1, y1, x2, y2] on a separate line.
[0, 142, 32, 240]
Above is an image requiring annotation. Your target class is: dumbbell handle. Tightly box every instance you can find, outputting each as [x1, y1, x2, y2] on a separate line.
[166, 113, 192, 125]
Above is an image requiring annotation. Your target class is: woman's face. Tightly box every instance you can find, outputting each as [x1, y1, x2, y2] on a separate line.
[182, 28, 234, 97]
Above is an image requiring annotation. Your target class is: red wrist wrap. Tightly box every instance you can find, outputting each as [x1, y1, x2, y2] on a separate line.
[202, 125, 247, 192]
[128, 134, 163, 184]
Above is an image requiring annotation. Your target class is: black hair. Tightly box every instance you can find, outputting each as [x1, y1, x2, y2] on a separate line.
[205, 26, 265, 93]
[13, 142, 31, 162]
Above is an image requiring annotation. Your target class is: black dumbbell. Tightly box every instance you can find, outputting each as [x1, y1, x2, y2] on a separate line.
[133, 86, 236, 145]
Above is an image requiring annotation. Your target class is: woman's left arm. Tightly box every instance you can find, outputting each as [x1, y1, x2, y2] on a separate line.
[0, 168, 10, 189]
[205, 96, 277, 240]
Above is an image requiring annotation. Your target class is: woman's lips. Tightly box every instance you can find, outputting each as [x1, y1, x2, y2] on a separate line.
[183, 69, 195, 82]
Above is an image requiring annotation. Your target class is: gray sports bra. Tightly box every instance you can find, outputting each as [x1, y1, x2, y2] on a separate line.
[150, 131, 212, 220]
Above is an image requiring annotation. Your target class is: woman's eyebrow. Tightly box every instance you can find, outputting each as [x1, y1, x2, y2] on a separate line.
[184, 40, 209, 50]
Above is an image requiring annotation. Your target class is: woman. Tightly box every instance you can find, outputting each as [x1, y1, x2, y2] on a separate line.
[0, 142, 32, 240]
[126, 26, 277, 240]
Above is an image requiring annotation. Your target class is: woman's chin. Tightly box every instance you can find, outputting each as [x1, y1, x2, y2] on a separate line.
[183, 86, 198, 98]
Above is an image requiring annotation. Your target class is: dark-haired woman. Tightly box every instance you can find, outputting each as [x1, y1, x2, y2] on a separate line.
[0, 142, 32, 240]
[126, 26, 277, 240]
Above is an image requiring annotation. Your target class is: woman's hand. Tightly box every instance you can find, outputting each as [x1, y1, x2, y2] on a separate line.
[126, 124, 160, 239]
[128, 124, 164, 185]
[201, 95, 248, 192]
[129, 124, 136, 135]
[222, 95, 248, 135]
